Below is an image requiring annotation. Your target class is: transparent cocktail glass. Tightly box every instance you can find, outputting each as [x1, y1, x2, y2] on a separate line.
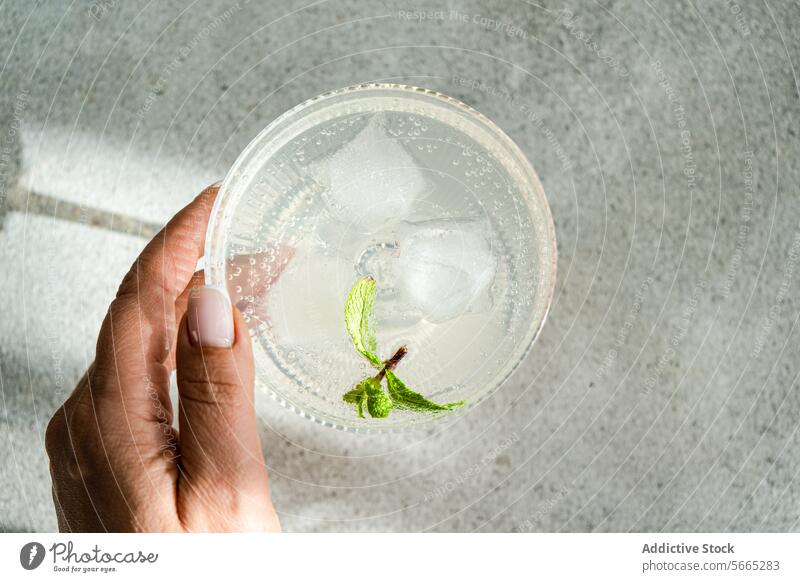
[205, 84, 556, 432]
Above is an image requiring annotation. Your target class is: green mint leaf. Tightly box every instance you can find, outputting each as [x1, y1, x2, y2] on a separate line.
[343, 377, 391, 418]
[385, 370, 463, 413]
[342, 385, 363, 404]
[357, 390, 368, 419]
[344, 276, 382, 367]
[365, 378, 393, 418]
[343, 378, 372, 418]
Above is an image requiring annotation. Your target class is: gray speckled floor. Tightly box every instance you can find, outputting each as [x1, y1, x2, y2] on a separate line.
[1, 0, 798, 532]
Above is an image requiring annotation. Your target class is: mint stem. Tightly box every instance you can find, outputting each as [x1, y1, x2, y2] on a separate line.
[374, 345, 407, 381]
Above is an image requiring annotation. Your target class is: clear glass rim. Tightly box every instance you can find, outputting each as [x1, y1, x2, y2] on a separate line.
[205, 83, 558, 434]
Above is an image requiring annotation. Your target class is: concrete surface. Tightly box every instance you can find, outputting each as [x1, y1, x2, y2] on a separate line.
[1, 0, 799, 532]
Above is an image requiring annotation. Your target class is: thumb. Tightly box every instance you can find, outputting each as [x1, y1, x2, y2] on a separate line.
[176, 285, 278, 531]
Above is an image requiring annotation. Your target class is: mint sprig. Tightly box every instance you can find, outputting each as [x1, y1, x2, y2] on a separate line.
[342, 276, 464, 419]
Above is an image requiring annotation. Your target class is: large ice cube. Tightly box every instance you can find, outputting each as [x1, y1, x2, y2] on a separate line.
[397, 220, 497, 323]
[318, 114, 426, 232]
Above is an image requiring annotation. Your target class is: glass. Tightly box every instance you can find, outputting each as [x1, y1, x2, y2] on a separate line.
[205, 84, 557, 432]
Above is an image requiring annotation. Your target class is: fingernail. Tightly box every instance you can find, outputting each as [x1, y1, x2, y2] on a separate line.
[187, 285, 234, 348]
[210, 179, 223, 189]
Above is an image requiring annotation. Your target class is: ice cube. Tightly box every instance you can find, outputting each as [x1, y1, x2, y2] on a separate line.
[397, 220, 497, 323]
[318, 114, 426, 232]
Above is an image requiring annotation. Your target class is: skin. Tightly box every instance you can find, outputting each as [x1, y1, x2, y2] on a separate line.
[44, 184, 280, 532]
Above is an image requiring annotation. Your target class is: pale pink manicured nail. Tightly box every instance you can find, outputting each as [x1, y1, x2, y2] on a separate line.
[187, 286, 233, 348]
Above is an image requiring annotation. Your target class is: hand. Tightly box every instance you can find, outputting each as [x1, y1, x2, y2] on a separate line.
[45, 184, 281, 532]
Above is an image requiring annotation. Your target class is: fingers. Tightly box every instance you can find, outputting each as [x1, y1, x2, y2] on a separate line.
[167, 269, 206, 371]
[46, 185, 220, 532]
[225, 245, 296, 328]
[175, 286, 279, 531]
[45, 366, 182, 532]
[175, 270, 206, 324]
[92, 184, 219, 411]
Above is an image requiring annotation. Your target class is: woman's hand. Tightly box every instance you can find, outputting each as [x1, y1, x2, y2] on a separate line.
[45, 184, 280, 532]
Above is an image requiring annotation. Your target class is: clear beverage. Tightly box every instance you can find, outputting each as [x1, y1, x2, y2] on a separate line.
[205, 85, 556, 431]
